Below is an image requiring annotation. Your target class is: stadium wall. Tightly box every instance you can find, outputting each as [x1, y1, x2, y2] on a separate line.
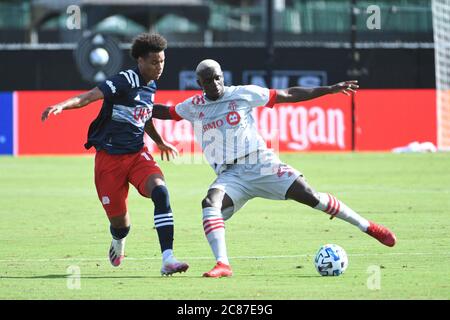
[0, 48, 435, 91]
[0, 90, 436, 156]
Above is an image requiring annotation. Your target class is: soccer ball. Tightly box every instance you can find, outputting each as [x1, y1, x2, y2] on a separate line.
[314, 244, 348, 276]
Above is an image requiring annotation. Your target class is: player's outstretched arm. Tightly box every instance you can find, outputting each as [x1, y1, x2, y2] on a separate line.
[151, 104, 173, 120]
[41, 87, 104, 122]
[144, 119, 178, 161]
[275, 80, 359, 103]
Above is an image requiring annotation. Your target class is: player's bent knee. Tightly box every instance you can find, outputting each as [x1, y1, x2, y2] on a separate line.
[142, 174, 165, 198]
[202, 197, 213, 208]
[202, 197, 221, 209]
[151, 185, 171, 212]
[151, 184, 169, 200]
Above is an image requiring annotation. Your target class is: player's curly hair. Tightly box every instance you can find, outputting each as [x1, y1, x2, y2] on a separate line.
[130, 33, 167, 60]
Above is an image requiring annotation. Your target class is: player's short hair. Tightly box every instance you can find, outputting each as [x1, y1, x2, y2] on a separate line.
[130, 33, 167, 60]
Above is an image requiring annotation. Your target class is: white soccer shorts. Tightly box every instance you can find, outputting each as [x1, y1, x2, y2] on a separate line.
[209, 150, 301, 220]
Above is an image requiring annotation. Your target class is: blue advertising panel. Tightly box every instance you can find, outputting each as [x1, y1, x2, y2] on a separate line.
[0, 92, 14, 155]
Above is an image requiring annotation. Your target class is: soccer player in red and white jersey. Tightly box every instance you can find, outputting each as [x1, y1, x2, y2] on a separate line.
[152, 59, 396, 278]
[41, 34, 188, 276]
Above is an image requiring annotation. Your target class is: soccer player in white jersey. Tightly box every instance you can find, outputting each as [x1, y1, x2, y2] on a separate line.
[152, 59, 397, 278]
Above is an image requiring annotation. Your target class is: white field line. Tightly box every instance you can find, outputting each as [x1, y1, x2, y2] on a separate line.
[0, 252, 447, 263]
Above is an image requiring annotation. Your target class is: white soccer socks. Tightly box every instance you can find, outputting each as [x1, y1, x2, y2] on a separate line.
[202, 207, 229, 265]
[162, 249, 174, 262]
[314, 193, 370, 231]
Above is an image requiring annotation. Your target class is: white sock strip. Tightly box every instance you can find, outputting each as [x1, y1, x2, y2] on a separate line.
[162, 249, 173, 262]
[203, 207, 229, 265]
[315, 192, 369, 231]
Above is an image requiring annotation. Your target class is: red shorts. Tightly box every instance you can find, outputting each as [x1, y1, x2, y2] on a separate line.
[94, 146, 163, 218]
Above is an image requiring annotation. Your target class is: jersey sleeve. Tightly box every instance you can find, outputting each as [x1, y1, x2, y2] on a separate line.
[169, 105, 183, 121]
[238, 85, 277, 109]
[97, 73, 132, 100]
[170, 98, 196, 122]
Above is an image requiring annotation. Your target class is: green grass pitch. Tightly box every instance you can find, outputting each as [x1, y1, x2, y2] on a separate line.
[0, 153, 449, 299]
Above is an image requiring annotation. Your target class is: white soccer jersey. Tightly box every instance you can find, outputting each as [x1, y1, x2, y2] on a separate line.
[170, 85, 277, 174]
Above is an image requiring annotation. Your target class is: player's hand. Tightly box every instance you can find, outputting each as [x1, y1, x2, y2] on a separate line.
[156, 142, 179, 161]
[329, 80, 359, 96]
[41, 105, 63, 122]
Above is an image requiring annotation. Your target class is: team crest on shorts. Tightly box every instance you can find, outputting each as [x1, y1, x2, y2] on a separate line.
[277, 165, 294, 178]
[102, 196, 110, 205]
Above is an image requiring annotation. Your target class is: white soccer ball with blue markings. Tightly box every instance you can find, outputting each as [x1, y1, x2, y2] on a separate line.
[314, 244, 348, 276]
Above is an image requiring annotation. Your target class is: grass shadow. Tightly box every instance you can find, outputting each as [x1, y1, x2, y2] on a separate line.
[0, 274, 192, 280]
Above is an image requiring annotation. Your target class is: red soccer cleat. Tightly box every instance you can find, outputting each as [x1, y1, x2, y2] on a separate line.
[366, 221, 397, 247]
[203, 262, 233, 278]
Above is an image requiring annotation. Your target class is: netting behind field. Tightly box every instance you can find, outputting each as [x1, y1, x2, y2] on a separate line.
[432, 0, 450, 151]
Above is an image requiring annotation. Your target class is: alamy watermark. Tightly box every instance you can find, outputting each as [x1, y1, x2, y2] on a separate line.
[164, 122, 284, 176]
[66, 5, 81, 30]
[366, 265, 381, 290]
[66, 265, 81, 290]
[366, 5, 381, 30]
[65, 4, 381, 32]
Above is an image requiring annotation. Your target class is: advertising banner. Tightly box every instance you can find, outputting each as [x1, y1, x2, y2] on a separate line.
[15, 89, 436, 155]
[355, 90, 436, 151]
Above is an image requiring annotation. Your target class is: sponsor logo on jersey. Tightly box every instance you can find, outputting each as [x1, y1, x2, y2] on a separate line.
[192, 94, 206, 105]
[112, 104, 152, 127]
[133, 106, 152, 122]
[106, 80, 116, 93]
[226, 111, 241, 126]
[203, 119, 224, 132]
[228, 101, 238, 111]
